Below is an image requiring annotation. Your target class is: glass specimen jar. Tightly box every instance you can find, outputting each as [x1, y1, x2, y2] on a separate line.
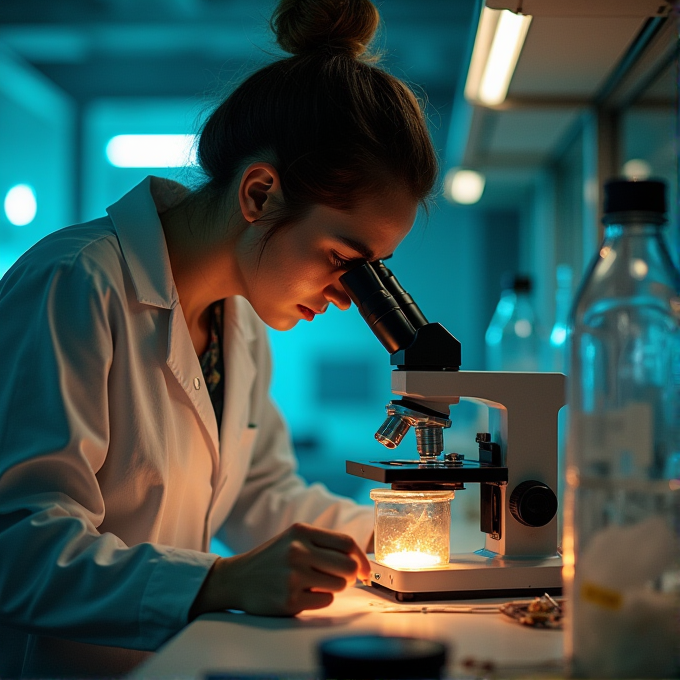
[370, 489, 455, 570]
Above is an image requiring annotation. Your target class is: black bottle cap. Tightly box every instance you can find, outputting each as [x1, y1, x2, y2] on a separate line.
[501, 273, 532, 293]
[319, 635, 447, 680]
[603, 179, 666, 216]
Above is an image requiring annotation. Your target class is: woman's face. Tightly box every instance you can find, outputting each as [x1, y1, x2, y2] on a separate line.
[239, 191, 418, 331]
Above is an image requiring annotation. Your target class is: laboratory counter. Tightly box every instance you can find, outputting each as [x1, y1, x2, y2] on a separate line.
[132, 585, 564, 679]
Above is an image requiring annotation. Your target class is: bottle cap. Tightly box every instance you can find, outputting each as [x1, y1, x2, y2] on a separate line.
[603, 179, 666, 216]
[501, 273, 532, 293]
[318, 634, 447, 680]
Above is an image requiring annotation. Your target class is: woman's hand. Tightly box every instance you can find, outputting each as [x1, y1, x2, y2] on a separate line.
[189, 523, 370, 619]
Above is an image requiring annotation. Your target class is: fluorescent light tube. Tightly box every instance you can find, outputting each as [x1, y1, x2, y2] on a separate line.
[106, 134, 197, 168]
[465, 7, 532, 107]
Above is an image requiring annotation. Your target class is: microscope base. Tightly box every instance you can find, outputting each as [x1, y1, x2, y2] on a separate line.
[367, 552, 562, 602]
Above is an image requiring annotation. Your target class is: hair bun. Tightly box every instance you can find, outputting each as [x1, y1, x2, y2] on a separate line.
[272, 0, 379, 59]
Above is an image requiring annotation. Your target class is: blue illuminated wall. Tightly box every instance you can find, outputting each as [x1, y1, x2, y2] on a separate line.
[81, 98, 206, 221]
[0, 52, 522, 520]
[0, 47, 74, 277]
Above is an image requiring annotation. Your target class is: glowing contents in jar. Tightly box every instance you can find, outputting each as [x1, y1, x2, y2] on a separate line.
[381, 550, 443, 570]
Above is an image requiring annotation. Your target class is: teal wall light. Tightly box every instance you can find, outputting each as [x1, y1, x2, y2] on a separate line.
[4, 184, 37, 226]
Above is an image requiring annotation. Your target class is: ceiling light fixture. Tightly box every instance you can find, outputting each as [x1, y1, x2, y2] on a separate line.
[622, 159, 652, 181]
[465, 7, 532, 107]
[445, 169, 486, 205]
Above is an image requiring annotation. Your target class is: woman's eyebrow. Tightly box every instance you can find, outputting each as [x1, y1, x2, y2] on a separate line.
[335, 235, 375, 261]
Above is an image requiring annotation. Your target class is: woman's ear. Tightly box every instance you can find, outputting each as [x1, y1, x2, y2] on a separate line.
[238, 163, 282, 223]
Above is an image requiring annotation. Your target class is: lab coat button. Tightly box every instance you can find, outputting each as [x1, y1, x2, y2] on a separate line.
[193, 377, 201, 390]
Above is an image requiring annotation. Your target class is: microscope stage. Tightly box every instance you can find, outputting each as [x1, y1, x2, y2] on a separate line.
[346, 459, 508, 486]
[367, 552, 563, 601]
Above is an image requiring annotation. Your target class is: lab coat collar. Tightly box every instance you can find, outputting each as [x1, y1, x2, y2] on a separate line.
[105, 176, 257, 345]
[105, 176, 181, 310]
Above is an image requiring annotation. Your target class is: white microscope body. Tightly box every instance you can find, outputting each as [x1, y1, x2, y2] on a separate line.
[340, 261, 565, 600]
[364, 369, 565, 600]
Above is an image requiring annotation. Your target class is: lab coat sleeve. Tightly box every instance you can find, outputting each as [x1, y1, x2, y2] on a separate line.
[0, 248, 216, 651]
[216, 312, 374, 554]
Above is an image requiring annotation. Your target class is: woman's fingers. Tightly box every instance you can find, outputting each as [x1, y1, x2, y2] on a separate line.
[306, 568, 348, 593]
[290, 523, 371, 580]
[349, 547, 371, 580]
[293, 590, 335, 612]
[290, 541, 360, 582]
[191, 524, 372, 617]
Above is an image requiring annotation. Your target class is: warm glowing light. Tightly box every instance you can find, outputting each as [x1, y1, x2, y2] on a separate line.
[622, 158, 652, 181]
[514, 319, 532, 338]
[566, 466, 580, 487]
[670, 479, 680, 491]
[561, 523, 575, 583]
[466, 8, 532, 106]
[106, 134, 197, 168]
[371, 489, 453, 572]
[445, 168, 485, 204]
[630, 259, 649, 280]
[597, 248, 617, 278]
[4, 184, 37, 226]
[382, 551, 443, 570]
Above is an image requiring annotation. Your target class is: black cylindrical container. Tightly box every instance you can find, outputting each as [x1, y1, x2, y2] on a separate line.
[318, 634, 448, 680]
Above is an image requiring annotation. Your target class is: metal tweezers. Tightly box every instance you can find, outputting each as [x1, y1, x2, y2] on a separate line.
[368, 601, 500, 614]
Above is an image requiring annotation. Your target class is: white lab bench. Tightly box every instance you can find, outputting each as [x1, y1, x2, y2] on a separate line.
[132, 585, 564, 679]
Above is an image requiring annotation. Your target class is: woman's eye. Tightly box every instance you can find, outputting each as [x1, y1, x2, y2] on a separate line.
[330, 251, 353, 269]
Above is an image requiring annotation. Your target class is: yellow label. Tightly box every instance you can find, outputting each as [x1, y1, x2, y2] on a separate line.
[580, 581, 622, 610]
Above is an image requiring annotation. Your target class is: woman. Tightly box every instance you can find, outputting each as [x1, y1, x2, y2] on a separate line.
[0, 0, 438, 676]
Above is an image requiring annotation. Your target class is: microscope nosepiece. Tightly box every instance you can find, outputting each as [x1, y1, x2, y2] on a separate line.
[375, 414, 411, 449]
[375, 403, 452, 457]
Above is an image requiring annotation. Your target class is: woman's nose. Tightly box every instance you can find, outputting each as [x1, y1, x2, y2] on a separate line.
[324, 282, 352, 311]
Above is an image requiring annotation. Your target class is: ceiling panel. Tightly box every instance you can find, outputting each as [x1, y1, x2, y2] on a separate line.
[0, 0, 476, 104]
[485, 109, 582, 155]
[510, 17, 646, 98]
[640, 59, 676, 102]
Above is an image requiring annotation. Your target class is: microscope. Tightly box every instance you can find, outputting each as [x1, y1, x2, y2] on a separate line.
[340, 262, 565, 601]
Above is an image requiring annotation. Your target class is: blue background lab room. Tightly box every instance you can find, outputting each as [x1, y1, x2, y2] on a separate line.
[0, 0, 677, 677]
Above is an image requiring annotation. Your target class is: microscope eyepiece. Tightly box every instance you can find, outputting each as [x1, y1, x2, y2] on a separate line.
[340, 263, 416, 354]
[342, 259, 461, 371]
[370, 261, 428, 330]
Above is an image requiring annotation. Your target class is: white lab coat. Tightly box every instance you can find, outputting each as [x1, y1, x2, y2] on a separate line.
[0, 177, 373, 678]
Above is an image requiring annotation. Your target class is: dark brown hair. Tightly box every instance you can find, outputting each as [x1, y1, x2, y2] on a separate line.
[195, 0, 438, 232]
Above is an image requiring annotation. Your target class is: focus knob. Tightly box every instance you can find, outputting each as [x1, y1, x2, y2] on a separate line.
[509, 480, 557, 527]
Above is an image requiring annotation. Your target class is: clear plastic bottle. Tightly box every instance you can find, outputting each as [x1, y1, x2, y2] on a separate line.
[564, 179, 680, 678]
[485, 274, 540, 371]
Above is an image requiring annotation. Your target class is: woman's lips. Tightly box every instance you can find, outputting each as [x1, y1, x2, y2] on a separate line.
[298, 305, 316, 321]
